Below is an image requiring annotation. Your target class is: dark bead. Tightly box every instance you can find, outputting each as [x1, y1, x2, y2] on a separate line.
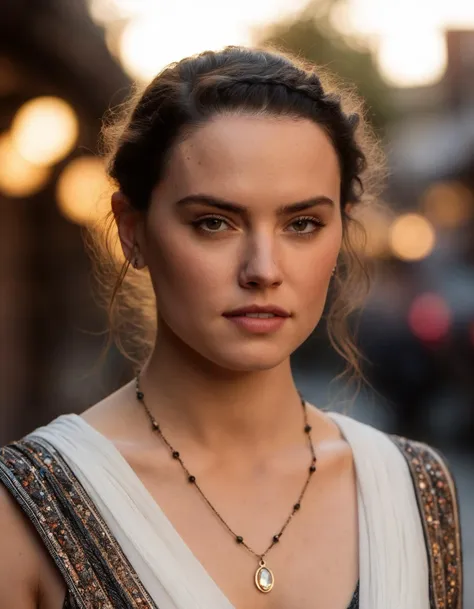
[304, 424, 312, 433]
[136, 391, 144, 400]
[188, 475, 196, 483]
[294, 503, 301, 510]
[172, 451, 180, 459]
[273, 535, 280, 543]
[310, 465, 316, 473]
[236, 536, 244, 544]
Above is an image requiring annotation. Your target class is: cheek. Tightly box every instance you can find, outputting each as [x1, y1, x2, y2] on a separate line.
[146, 229, 232, 309]
[294, 265, 330, 318]
[291, 226, 342, 312]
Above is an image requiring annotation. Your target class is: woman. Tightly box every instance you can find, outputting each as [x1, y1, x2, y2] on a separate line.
[0, 46, 462, 608]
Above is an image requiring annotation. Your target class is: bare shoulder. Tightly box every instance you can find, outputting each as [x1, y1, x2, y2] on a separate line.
[0, 483, 40, 607]
[80, 379, 141, 443]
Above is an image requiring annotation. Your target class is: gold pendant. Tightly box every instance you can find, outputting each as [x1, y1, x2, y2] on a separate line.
[255, 559, 274, 593]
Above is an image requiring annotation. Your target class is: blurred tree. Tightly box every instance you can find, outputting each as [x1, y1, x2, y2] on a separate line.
[256, 0, 393, 132]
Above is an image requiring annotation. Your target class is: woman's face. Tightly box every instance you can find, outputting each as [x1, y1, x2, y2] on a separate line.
[132, 114, 343, 371]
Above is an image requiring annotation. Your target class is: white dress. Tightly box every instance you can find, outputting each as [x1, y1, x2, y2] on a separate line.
[0, 411, 463, 608]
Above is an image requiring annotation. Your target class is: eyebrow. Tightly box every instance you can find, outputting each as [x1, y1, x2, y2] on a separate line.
[174, 194, 335, 215]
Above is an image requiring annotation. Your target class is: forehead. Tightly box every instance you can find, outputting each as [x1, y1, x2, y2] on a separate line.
[160, 114, 341, 205]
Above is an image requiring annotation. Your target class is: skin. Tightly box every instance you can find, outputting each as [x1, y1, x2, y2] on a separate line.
[0, 113, 358, 608]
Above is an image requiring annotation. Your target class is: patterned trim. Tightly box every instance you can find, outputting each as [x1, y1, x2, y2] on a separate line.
[391, 436, 463, 609]
[0, 439, 157, 609]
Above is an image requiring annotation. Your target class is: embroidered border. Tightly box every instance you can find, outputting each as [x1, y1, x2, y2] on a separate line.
[0, 439, 157, 609]
[391, 436, 463, 609]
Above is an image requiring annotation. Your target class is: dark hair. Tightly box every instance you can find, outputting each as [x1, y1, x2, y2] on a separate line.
[88, 45, 386, 407]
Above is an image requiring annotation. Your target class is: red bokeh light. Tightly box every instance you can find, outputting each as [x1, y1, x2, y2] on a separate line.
[408, 292, 451, 343]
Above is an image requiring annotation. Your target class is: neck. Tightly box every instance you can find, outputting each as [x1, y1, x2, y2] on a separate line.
[137, 331, 309, 459]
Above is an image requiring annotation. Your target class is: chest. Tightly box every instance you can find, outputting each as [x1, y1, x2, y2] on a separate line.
[133, 448, 359, 609]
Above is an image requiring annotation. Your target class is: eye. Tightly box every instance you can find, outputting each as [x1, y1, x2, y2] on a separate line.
[193, 215, 232, 233]
[287, 216, 325, 236]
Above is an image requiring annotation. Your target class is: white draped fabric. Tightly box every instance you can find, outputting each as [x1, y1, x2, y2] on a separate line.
[28, 412, 430, 609]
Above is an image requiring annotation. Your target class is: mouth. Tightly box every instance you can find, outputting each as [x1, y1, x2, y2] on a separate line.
[226, 312, 280, 318]
[223, 305, 291, 318]
[223, 306, 290, 333]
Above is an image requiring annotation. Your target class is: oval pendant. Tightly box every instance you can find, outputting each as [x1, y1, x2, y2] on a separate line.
[255, 560, 274, 593]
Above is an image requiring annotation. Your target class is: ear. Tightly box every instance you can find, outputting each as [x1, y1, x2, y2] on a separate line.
[111, 191, 144, 265]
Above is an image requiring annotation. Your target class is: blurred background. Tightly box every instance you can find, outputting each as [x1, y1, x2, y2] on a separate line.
[0, 0, 472, 599]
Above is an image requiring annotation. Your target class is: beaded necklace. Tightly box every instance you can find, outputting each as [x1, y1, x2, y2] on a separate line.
[135, 375, 317, 593]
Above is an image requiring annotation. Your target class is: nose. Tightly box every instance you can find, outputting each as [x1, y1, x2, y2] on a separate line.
[238, 233, 283, 289]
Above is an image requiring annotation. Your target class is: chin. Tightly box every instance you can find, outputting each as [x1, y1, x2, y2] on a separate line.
[206, 341, 296, 372]
[194, 319, 318, 372]
[216, 356, 287, 373]
[171, 319, 316, 372]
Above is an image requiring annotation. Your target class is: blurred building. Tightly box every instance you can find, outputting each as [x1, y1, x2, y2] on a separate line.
[388, 30, 474, 194]
[0, 0, 131, 443]
[358, 29, 474, 444]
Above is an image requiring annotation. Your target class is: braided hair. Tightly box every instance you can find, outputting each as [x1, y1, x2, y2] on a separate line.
[107, 46, 367, 214]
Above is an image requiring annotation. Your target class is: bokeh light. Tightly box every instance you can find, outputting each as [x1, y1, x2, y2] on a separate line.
[119, 18, 178, 81]
[408, 292, 452, 342]
[56, 156, 113, 225]
[389, 213, 436, 261]
[118, 14, 244, 81]
[90, 0, 474, 88]
[420, 181, 474, 228]
[377, 29, 447, 87]
[346, 0, 451, 87]
[11, 97, 79, 166]
[0, 133, 51, 197]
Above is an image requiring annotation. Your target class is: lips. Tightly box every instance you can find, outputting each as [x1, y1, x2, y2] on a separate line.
[223, 309, 289, 333]
[223, 305, 291, 318]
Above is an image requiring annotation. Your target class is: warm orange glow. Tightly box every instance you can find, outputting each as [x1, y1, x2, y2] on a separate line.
[115, 0, 309, 81]
[0, 133, 51, 197]
[11, 96, 79, 166]
[89, 0, 474, 89]
[56, 156, 113, 225]
[420, 181, 474, 228]
[389, 213, 436, 261]
[118, 17, 237, 81]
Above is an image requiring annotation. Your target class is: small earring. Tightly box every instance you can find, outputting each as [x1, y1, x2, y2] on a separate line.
[331, 266, 336, 276]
